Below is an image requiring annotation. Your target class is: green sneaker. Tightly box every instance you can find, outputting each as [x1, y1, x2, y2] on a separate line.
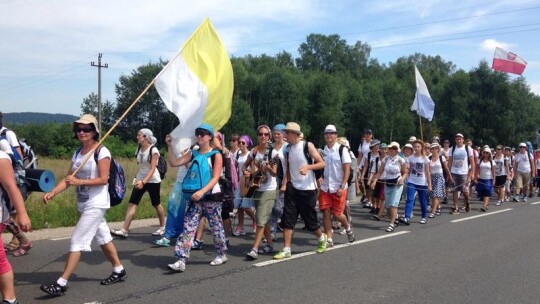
[273, 249, 292, 260]
[316, 234, 328, 254]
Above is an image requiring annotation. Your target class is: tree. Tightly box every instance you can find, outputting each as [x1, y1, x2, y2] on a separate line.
[80, 92, 99, 117]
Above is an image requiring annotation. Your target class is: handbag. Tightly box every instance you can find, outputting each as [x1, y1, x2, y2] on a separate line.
[385, 177, 400, 187]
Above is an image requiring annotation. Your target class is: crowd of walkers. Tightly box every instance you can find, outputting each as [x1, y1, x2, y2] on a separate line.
[1, 114, 538, 302]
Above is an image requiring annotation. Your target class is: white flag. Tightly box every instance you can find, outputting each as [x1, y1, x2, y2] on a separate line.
[411, 65, 435, 121]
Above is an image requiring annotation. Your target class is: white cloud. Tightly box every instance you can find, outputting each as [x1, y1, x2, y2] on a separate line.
[530, 83, 540, 96]
[480, 39, 513, 52]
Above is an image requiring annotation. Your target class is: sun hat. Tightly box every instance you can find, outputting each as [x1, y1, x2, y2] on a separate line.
[430, 143, 440, 149]
[324, 124, 337, 133]
[403, 143, 413, 150]
[283, 122, 302, 135]
[408, 136, 417, 142]
[483, 147, 491, 153]
[73, 114, 99, 134]
[370, 139, 381, 148]
[519, 142, 527, 148]
[388, 141, 400, 151]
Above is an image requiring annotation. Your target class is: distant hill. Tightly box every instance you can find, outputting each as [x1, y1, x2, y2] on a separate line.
[2, 112, 78, 125]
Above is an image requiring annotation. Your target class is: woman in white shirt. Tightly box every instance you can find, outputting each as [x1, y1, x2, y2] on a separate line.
[41, 114, 126, 296]
[111, 128, 165, 238]
[401, 140, 431, 225]
[494, 145, 510, 206]
[233, 135, 256, 236]
[475, 147, 496, 211]
[428, 143, 449, 218]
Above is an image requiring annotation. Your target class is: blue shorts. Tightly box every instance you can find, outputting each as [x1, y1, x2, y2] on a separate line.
[475, 179, 493, 198]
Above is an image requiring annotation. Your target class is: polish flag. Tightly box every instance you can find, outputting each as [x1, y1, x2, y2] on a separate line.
[492, 47, 527, 75]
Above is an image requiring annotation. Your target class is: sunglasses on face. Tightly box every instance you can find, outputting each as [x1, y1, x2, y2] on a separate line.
[75, 127, 94, 133]
[258, 132, 270, 137]
[230, 139, 238, 142]
[496, 148, 502, 150]
[238, 141, 246, 145]
[195, 129, 211, 137]
[324, 132, 337, 136]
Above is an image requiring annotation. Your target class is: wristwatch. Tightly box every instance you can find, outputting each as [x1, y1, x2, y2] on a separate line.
[340, 184, 346, 189]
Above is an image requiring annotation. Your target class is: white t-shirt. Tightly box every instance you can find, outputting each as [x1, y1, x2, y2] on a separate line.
[429, 155, 446, 175]
[449, 145, 471, 175]
[288, 141, 317, 190]
[357, 141, 371, 168]
[478, 160, 495, 180]
[251, 147, 277, 192]
[0, 151, 12, 223]
[237, 152, 249, 178]
[72, 147, 111, 211]
[0, 139, 12, 155]
[383, 155, 406, 180]
[321, 143, 351, 193]
[136, 146, 161, 183]
[407, 155, 429, 186]
[514, 152, 533, 173]
[494, 155, 508, 176]
[0, 127, 20, 148]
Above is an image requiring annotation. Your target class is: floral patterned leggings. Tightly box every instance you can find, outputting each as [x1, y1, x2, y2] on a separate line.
[174, 198, 227, 261]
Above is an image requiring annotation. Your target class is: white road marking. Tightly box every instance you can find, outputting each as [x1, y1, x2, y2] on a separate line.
[253, 231, 410, 267]
[50, 237, 71, 241]
[450, 208, 513, 223]
[531, 201, 540, 205]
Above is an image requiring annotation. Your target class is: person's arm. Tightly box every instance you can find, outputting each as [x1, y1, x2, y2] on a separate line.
[370, 160, 385, 189]
[532, 153, 537, 177]
[425, 158, 432, 191]
[0, 158, 31, 231]
[243, 153, 253, 177]
[399, 160, 409, 185]
[43, 163, 73, 203]
[468, 155, 475, 181]
[165, 134, 191, 167]
[66, 154, 110, 187]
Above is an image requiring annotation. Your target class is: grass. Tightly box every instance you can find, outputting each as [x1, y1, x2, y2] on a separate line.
[24, 157, 179, 230]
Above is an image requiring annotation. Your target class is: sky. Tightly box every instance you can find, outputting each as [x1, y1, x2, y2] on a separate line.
[1, 0, 539, 116]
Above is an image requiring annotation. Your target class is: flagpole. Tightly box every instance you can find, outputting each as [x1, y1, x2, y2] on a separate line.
[72, 79, 156, 175]
[416, 89, 424, 142]
[418, 115, 423, 142]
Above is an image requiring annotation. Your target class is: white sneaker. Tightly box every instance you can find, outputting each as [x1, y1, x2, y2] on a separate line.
[210, 255, 228, 266]
[110, 229, 128, 238]
[167, 260, 185, 272]
[495, 201, 502, 206]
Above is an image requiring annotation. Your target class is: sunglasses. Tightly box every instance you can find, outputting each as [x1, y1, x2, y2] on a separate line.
[496, 148, 502, 150]
[75, 127, 94, 133]
[230, 139, 238, 142]
[324, 132, 337, 135]
[389, 147, 398, 150]
[520, 146, 527, 149]
[483, 151, 491, 154]
[258, 132, 270, 137]
[195, 129, 211, 137]
[238, 141, 246, 145]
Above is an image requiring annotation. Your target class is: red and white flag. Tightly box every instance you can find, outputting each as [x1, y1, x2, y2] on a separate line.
[492, 47, 527, 75]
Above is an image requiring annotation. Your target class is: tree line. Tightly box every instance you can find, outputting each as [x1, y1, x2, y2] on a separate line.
[10, 34, 540, 158]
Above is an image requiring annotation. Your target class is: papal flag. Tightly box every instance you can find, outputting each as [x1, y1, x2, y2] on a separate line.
[154, 18, 234, 155]
[411, 65, 435, 121]
[492, 47, 527, 75]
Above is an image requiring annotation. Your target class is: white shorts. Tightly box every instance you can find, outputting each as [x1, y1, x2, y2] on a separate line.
[70, 208, 113, 252]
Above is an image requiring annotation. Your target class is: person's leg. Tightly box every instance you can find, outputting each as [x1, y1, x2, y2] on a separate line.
[404, 184, 416, 219]
[203, 201, 227, 256]
[418, 186, 428, 219]
[148, 183, 165, 228]
[174, 201, 203, 260]
[0, 225, 16, 301]
[122, 203, 138, 231]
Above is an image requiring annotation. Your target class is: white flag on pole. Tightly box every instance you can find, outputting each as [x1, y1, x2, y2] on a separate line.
[411, 65, 435, 121]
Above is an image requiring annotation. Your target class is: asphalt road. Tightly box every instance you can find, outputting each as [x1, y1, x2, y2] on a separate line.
[9, 195, 540, 304]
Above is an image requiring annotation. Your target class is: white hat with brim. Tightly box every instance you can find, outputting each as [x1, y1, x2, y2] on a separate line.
[388, 141, 400, 151]
[73, 114, 99, 134]
[283, 122, 302, 135]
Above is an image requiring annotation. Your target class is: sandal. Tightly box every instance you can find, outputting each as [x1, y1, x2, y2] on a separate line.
[13, 241, 32, 257]
[5, 240, 19, 252]
[151, 228, 165, 236]
[386, 224, 395, 232]
[428, 213, 435, 218]
[210, 255, 228, 266]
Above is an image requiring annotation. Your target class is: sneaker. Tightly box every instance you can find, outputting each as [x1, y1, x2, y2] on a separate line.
[512, 196, 519, 202]
[480, 206, 488, 212]
[465, 203, 471, 212]
[167, 260, 186, 272]
[40, 282, 67, 296]
[258, 244, 274, 254]
[420, 218, 427, 224]
[428, 213, 435, 218]
[246, 249, 258, 260]
[100, 269, 127, 285]
[210, 254, 228, 266]
[522, 196, 528, 203]
[450, 208, 460, 215]
[232, 228, 246, 236]
[316, 234, 328, 254]
[346, 230, 356, 242]
[399, 217, 410, 225]
[2, 300, 19, 304]
[436, 208, 442, 216]
[152, 228, 165, 236]
[495, 201, 502, 206]
[153, 237, 170, 247]
[337, 228, 347, 235]
[192, 240, 204, 250]
[273, 249, 292, 260]
[110, 229, 128, 238]
[326, 239, 334, 248]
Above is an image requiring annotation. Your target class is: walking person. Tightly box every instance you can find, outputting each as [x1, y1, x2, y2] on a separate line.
[40, 114, 126, 296]
[447, 133, 475, 214]
[111, 129, 166, 238]
[167, 123, 228, 272]
[370, 143, 387, 220]
[318, 125, 355, 248]
[512, 142, 536, 202]
[357, 129, 373, 208]
[400, 140, 431, 224]
[475, 147, 496, 211]
[233, 135, 257, 236]
[370, 142, 408, 232]
[494, 145, 510, 206]
[243, 125, 278, 260]
[273, 122, 327, 259]
[428, 143, 448, 218]
[0, 149, 32, 304]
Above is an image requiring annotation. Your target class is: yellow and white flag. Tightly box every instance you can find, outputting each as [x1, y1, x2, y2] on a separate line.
[154, 18, 234, 155]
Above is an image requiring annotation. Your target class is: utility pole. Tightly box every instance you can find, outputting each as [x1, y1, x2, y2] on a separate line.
[91, 53, 108, 131]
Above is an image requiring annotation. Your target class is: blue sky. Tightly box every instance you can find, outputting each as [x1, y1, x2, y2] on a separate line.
[1, 0, 539, 116]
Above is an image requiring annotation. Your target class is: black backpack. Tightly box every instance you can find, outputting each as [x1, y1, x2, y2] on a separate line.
[136, 145, 167, 179]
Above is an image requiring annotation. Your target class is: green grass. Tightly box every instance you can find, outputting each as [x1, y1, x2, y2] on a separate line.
[25, 157, 179, 230]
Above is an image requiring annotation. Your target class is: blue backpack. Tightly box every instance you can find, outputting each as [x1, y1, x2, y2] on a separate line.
[182, 149, 218, 193]
[76, 145, 126, 206]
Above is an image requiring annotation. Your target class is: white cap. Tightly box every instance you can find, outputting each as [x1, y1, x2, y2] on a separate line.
[519, 142, 527, 148]
[455, 133, 464, 138]
[404, 143, 413, 150]
[324, 124, 337, 133]
[409, 136, 417, 142]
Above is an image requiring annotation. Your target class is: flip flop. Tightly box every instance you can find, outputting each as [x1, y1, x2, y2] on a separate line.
[13, 241, 32, 257]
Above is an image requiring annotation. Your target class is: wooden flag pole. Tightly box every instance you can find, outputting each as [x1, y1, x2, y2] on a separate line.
[419, 115, 424, 142]
[72, 79, 156, 176]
